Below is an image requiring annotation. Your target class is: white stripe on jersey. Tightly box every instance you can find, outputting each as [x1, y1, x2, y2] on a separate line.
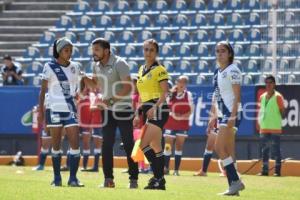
[41, 61, 80, 112]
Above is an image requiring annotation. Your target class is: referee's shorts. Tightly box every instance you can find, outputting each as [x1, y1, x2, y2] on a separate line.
[141, 99, 169, 130]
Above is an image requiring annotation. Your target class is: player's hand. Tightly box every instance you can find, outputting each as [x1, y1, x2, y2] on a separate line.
[227, 117, 236, 129]
[133, 116, 140, 128]
[146, 106, 156, 120]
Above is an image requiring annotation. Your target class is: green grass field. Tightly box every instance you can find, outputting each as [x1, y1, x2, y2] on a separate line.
[0, 166, 299, 200]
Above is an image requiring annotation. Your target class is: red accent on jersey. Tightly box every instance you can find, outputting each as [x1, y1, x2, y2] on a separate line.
[164, 91, 191, 131]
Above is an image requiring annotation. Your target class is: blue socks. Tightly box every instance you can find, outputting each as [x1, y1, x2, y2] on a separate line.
[51, 149, 62, 182]
[174, 151, 182, 171]
[223, 157, 239, 186]
[69, 149, 80, 181]
[202, 149, 213, 173]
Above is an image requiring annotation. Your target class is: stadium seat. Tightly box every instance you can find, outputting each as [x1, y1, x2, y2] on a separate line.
[211, 29, 226, 42]
[229, 29, 244, 42]
[226, 0, 243, 10]
[42, 46, 53, 60]
[210, 14, 225, 27]
[233, 44, 244, 57]
[192, 44, 209, 57]
[137, 30, 153, 43]
[132, 0, 149, 12]
[243, 74, 254, 85]
[227, 13, 243, 26]
[73, 1, 90, 14]
[155, 30, 171, 43]
[64, 31, 77, 43]
[127, 60, 139, 73]
[246, 60, 259, 72]
[118, 31, 134, 43]
[153, 14, 170, 29]
[190, 14, 207, 28]
[80, 31, 96, 44]
[244, 0, 259, 10]
[189, 0, 206, 11]
[120, 45, 136, 57]
[24, 46, 40, 59]
[94, 15, 112, 31]
[134, 14, 151, 29]
[245, 44, 260, 57]
[194, 60, 209, 73]
[73, 15, 93, 31]
[281, 44, 295, 57]
[81, 46, 93, 59]
[263, 59, 273, 72]
[196, 73, 214, 85]
[162, 60, 174, 72]
[284, 28, 295, 41]
[192, 30, 209, 42]
[176, 60, 191, 73]
[285, 0, 298, 8]
[245, 13, 260, 26]
[111, 0, 130, 14]
[207, 0, 225, 11]
[177, 45, 191, 58]
[278, 59, 290, 72]
[247, 29, 261, 42]
[151, 0, 168, 12]
[173, 14, 189, 28]
[72, 46, 81, 58]
[39, 31, 56, 46]
[114, 15, 132, 30]
[160, 44, 173, 58]
[102, 31, 116, 42]
[92, 1, 110, 13]
[170, 0, 187, 12]
[27, 61, 43, 74]
[173, 30, 190, 43]
[55, 15, 73, 30]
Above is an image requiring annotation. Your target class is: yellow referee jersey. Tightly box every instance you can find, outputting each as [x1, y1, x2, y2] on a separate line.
[137, 63, 169, 103]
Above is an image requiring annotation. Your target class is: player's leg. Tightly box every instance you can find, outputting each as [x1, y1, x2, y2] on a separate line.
[81, 127, 91, 171]
[91, 128, 102, 172]
[33, 127, 51, 171]
[50, 126, 63, 186]
[163, 132, 174, 175]
[173, 132, 187, 176]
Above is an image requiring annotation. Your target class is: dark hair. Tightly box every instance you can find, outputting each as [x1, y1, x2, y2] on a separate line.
[217, 41, 235, 64]
[265, 75, 276, 84]
[53, 39, 59, 59]
[144, 39, 159, 53]
[92, 38, 110, 50]
[3, 55, 12, 61]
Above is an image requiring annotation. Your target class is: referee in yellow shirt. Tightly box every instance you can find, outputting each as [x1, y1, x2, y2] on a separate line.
[133, 39, 170, 190]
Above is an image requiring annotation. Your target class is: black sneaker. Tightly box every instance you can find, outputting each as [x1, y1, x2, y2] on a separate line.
[84, 168, 99, 172]
[68, 179, 84, 187]
[257, 172, 268, 176]
[51, 180, 62, 187]
[129, 179, 138, 189]
[100, 178, 115, 188]
[144, 177, 166, 190]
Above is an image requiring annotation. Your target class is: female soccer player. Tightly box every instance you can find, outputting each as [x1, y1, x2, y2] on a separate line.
[134, 39, 170, 190]
[163, 75, 193, 176]
[212, 41, 244, 195]
[38, 37, 83, 187]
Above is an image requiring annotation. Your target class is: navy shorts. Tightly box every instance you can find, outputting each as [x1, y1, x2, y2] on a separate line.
[46, 109, 78, 128]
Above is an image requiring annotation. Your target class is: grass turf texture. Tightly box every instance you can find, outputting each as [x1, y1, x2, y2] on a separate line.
[0, 166, 299, 200]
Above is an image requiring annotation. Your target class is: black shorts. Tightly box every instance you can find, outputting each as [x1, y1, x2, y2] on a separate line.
[141, 99, 169, 130]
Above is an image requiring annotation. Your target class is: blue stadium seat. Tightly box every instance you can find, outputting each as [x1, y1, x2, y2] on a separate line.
[263, 59, 272, 72]
[173, 30, 190, 43]
[284, 28, 294, 41]
[244, 0, 259, 10]
[28, 76, 42, 86]
[153, 14, 169, 29]
[173, 14, 189, 28]
[73, 1, 90, 14]
[281, 44, 296, 57]
[246, 60, 258, 72]
[120, 45, 136, 57]
[233, 44, 244, 57]
[227, 13, 243, 26]
[81, 46, 93, 59]
[128, 60, 138, 73]
[132, 0, 149, 12]
[102, 31, 115, 42]
[243, 74, 254, 85]
[137, 30, 153, 43]
[226, 0, 243, 10]
[112, 0, 130, 13]
[160, 44, 173, 58]
[245, 44, 260, 57]
[24, 46, 40, 59]
[190, 14, 207, 28]
[247, 29, 261, 42]
[118, 31, 134, 43]
[42, 46, 53, 59]
[134, 14, 151, 29]
[73, 15, 93, 31]
[196, 73, 214, 85]
[177, 45, 191, 58]
[228, 29, 244, 42]
[194, 60, 209, 73]
[114, 15, 132, 29]
[170, 0, 187, 12]
[210, 13, 225, 27]
[176, 60, 191, 73]
[193, 44, 209, 57]
[192, 30, 209, 42]
[155, 30, 171, 43]
[278, 59, 290, 72]
[72, 46, 81, 58]
[151, 0, 168, 12]
[80, 31, 96, 44]
[285, 12, 295, 27]
[245, 13, 260, 26]
[27, 61, 43, 74]
[94, 15, 112, 31]
[39, 31, 56, 46]
[92, 1, 110, 13]
[64, 31, 77, 43]
[55, 15, 73, 30]
[189, 0, 206, 11]
[162, 60, 174, 72]
[211, 29, 226, 42]
[207, 0, 225, 11]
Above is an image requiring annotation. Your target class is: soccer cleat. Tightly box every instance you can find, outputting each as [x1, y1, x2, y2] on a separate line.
[219, 180, 245, 196]
[68, 179, 84, 187]
[144, 177, 166, 190]
[218, 190, 240, 196]
[257, 172, 268, 176]
[51, 180, 62, 187]
[100, 179, 115, 188]
[80, 167, 88, 172]
[173, 170, 180, 176]
[129, 179, 138, 189]
[32, 165, 44, 171]
[193, 170, 207, 176]
[273, 173, 281, 177]
[84, 168, 99, 172]
[122, 169, 129, 173]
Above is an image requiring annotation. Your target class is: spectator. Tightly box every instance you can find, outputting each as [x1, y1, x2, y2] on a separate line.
[1, 55, 23, 85]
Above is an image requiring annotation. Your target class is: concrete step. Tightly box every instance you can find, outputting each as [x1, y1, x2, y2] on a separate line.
[0, 18, 58, 26]
[0, 41, 36, 49]
[0, 25, 53, 34]
[0, 49, 26, 58]
[7, 2, 77, 10]
[0, 10, 69, 18]
[0, 34, 42, 42]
